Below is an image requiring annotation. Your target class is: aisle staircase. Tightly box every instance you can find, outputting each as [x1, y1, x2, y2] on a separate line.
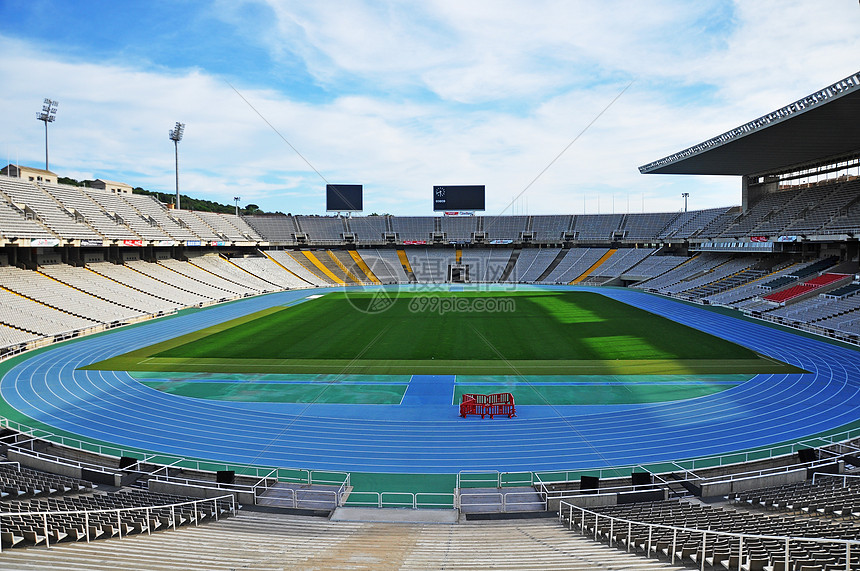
[0, 511, 685, 570]
[570, 248, 616, 284]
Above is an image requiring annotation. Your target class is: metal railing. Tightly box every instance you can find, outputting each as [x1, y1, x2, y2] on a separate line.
[0, 494, 236, 552]
[811, 471, 860, 486]
[458, 490, 546, 513]
[0, 417, 350, 503]
[345, 492, 455, 510]
[559, 500, 860, 571]
[533, 426, 860, 491]
[456, 470, 534, 489]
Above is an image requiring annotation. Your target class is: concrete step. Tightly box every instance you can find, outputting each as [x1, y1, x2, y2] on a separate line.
[0, 511, 687, 570]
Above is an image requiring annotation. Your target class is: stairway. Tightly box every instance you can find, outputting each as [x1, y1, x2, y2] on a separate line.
[0, 511, 687, 570]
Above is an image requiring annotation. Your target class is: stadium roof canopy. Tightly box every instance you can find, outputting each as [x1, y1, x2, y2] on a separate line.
[639, 71, 860, 177]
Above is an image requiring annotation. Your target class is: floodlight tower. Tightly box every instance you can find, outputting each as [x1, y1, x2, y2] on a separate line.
[36, 98, 58, 171]
[234, 196, 241, 217]
[681, 192, 689, 212]
[169, 122, 185, 209]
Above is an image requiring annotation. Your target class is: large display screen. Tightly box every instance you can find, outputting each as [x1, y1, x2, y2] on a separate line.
[326, 184, 363, 211]
[433, 185, 485, 211]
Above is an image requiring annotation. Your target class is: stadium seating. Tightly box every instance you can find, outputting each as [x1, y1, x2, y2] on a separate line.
[511, 248, 561, 282]
[86, 190, 172, 241]
[89, 262, 214, 307]
[530, 215, 572, 242]
[345, 215, 388, 244]
[560, 498, 860, 571]
[572, 214, 623, 240]
[483, 215, 528, 241]
[358, 249, 409, 283]
[169, 209, 221, 240]
[542, 248, 609, 283]
[295, 216, 346, 244]
[0, 265, 143, 324]
[159, 258, 258, 297]
[0, 509, 681, 570]
[1, 173, 859, 249]
[265, 251, 329, 286]
[0, 462, 92, 500]
[458, 249, 511, 282]
[621, 254, 686, 279]
[230, 255, 314, 289]
[390, 216, 434, 242]
[826, 282, 860, 299]
[439, 216, 476, 242]
[406, 249, 454, 282]
[243, 214, 297, 243]
[622, 212, 680, 240]
[730, 475, 860, 517]
[763, 273, 850, 304]
[0, 177, 102, 240]
[584, 248, 655, 281]
[193, 211, 259, 242]
[190, 254, 279, 292]
[39, 182, 138, 240]
[122, 193, 199, 241]
[658, 207, 732, 239]
[1, 488, 233, 549]
[0, 199, 57, 241]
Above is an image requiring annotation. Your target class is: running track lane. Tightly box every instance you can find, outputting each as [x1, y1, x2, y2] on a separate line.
[1, 286, 859, 474]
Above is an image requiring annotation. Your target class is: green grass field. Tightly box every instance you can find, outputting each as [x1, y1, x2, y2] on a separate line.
[85, 290, 803, 377]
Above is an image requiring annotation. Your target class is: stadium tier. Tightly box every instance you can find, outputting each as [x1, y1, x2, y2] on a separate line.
[1, 164, 859, 353]
[2, 173, 860, 248]
[0, 243, 856, 356]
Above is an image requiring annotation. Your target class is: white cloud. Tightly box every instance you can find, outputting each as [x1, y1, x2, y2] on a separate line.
[2, 1, 859, 216]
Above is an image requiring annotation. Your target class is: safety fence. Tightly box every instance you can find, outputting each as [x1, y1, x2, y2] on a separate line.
[0, 417, 350, 504]
[459, 392, 516, 419]
[0, 494, 236, 552]
[345, 492, 455, 510]
[559, 500, 860, 571]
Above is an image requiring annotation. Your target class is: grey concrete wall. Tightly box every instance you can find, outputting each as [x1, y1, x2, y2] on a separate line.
[700, 468, 806, 498]
[149, 479, 253, 505]
[8, 449, 83, 480]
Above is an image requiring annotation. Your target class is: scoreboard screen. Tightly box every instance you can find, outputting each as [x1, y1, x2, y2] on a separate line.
[433, 185, 485, 211]
[326, 184, 363, 211]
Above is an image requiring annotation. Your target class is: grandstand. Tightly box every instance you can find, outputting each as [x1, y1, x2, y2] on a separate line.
[0, 70, 859, 568]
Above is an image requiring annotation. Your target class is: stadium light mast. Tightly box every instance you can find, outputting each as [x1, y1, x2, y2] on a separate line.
[234, 196, 240, 217]
[682, 192, 689, 212]
[169, 122, 185, 209]
[36, 98, 58, 171]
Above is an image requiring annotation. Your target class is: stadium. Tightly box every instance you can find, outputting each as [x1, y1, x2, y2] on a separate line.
[0, 63, 858, 569]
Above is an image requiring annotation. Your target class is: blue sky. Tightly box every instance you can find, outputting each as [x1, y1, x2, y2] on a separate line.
[1, 1, 859, 215]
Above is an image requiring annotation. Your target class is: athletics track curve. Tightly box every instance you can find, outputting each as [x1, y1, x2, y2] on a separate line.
[1, 286, 859, 474]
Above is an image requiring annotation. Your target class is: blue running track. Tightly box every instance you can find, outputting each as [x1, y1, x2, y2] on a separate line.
[1, 286, 859, 474]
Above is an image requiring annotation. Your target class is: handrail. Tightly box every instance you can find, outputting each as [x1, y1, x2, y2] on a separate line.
[346, 492, 455, 510]
[534, 429, 860, 488]
[0, 417, 349, 489]
[538, 455, 856, 502]
[251, 468, 280, 493]
[559, 500, 860, 571]
[811, 471, 860, 486]
[539, 480, 664, 500]
[148, 473, 258, 493]
[456, 470, 534, 489]
[458, 490, 546, 513]
[0, 494, 236, 552]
